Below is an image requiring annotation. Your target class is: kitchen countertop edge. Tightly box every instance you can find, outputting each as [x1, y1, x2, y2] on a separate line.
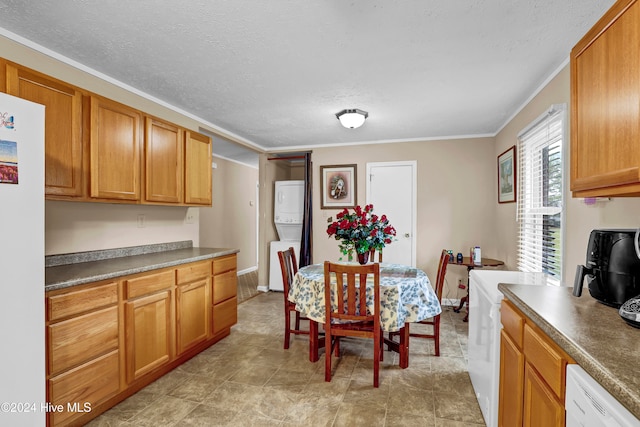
[45, 247, 239, 292]
[498, 283, 640, 420]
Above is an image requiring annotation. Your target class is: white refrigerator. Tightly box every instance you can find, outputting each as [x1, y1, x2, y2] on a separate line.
[0, 92, 45, 426]
[468, 270, 557, 427]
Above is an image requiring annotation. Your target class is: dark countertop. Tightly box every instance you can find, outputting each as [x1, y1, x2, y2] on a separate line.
[46, 246, 239, 292]
[498, 283, 640, 420]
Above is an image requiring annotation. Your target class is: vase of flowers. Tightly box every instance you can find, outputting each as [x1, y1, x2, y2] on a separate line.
[326, 204, 397, 264]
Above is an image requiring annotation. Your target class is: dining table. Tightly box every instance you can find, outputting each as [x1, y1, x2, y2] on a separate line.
[289, 262, 442, 368]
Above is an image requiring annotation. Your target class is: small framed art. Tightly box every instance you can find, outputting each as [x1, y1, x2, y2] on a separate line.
[498, 145, 516, 203]
[320, 164, 357, 209]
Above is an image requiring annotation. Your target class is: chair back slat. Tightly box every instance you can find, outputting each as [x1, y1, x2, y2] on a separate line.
[324, 262, 380, 324]
[434, 249, 449, 302]
[277, 247, 298, 295]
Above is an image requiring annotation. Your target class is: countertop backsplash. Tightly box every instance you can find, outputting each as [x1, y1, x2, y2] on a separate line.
[45, 240, 194, 267]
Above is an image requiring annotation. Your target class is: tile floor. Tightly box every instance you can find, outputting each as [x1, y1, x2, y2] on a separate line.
[88, 291, 485, 426]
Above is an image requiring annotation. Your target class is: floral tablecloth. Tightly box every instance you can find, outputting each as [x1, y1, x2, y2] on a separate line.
[289, 262, 442, 332]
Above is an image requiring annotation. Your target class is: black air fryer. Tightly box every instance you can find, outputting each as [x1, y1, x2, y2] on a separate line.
[573, 229, 640, 308]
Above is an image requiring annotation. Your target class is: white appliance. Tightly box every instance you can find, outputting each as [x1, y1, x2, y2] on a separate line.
[468, 270, 558, 427]
[269, 180, 304, 291]
[566, 365, 638, 427]
[0, 93, 46, 426]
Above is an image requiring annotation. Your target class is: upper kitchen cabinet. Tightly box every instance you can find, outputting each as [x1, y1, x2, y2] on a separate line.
[88, 96, 142, 202]
[184, 130, 212, 206]
[144, 117, 184, 204]
[571, 0, 640, 197]
[3, 61, 84, 198]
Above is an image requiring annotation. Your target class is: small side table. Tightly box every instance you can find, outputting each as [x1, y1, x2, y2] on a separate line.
[448, 256, 504, 321]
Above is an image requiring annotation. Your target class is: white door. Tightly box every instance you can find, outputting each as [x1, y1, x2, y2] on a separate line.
[366, 161, 416, 266]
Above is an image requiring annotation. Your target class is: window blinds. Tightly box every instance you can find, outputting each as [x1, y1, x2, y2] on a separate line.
[516, 104, 566, 278]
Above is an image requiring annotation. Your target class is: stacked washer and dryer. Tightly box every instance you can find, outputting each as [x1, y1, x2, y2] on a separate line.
[269, 180, 304, 291]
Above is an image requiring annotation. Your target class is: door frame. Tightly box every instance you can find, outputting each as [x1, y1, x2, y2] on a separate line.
[365, 161, 417, 266]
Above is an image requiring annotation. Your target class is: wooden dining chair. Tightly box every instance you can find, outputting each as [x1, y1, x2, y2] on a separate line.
[412, 249, 449, 355]
[387, 249, 449, 356]
[278, 247, 310, 349]
[324, 261, 383, 387]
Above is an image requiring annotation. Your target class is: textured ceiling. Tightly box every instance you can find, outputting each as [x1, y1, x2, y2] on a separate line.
[0, 1, 615, 166]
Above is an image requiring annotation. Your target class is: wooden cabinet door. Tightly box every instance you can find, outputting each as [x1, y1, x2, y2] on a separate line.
[89, 96, 141, 201]
[498, 329, 524, 427]
[212, 296, 237, 335]
[184, 130, 212, 205]
[176, 278, 209, 354]
[523, 362, 565, 427]
[5, 63, 83, 197]
[144, 117, 183, 204]
[571, 0, 640, 196]
[125, 289, 173, 382]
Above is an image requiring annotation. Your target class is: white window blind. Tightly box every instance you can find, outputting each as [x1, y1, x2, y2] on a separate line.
[517, 104, 565, 278]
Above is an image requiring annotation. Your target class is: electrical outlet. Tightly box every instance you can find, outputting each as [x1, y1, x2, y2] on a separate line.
[137, 214, 145, 228]
[185, 212, 195, 224]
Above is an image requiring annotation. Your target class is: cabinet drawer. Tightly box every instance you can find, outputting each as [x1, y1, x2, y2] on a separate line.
[523, 323, 566, 398]
[501, 300, 524, 348]
[176, 260, 211, 285]
[213, 254, 236, 275]
[213, 270, 237, 304]
[125, 270, 175, 299]
[47, 282, 118, 321]
[213, 296, 237, 334]
[48, 306, 118, 375]
[49, 350, 120, 426]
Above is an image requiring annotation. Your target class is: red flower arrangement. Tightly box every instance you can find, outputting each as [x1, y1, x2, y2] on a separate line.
[326, 204, 397, 257]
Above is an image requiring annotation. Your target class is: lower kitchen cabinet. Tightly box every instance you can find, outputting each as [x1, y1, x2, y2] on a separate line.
[124, 269, 175, 382]
[523, 362, 565, 426]
[48, 350, 120, 426]
[176, 261, 211, 354]
[46, 280, 120, 427]
[498, 299, 574, 427]
[498, 329, 524, 426]
[45, 254, 237, 426]
[212, 254, 238, 335]
[125, 289, 174, 382]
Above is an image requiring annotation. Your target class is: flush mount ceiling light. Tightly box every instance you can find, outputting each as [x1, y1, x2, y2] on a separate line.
[336, 108, 368, 129]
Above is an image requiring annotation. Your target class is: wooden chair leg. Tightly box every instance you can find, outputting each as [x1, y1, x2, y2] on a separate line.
[294, 311, 301, 330]
[400, 323, 410, 369]
[434, 316, 441, 357]
[309, 320, 319, 362]
[325, 330, 332, 382]
[373, 331, 380, 388]
[284, 309, 291, 349]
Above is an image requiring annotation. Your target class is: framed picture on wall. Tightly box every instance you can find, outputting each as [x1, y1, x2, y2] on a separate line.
[498, 145, 516, 203]
[320, 164, 357, 209]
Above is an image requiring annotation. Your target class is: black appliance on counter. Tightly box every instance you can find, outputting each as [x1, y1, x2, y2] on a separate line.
[573, 229, 640, 311]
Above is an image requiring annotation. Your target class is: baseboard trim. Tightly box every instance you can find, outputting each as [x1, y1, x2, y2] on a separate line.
[237, 266, 258, 275]
[442, 298, 461, 307]
[257, 285, 269, 293]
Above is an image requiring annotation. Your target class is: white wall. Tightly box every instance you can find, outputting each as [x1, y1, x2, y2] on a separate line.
[199, 156, 259, 273]
[307, 137, 498, 301]
[45, 201, 198, 255]
[495, 64, 640, 285]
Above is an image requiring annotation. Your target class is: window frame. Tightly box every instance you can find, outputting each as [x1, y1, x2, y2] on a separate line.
[516, 104, 567, 280]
